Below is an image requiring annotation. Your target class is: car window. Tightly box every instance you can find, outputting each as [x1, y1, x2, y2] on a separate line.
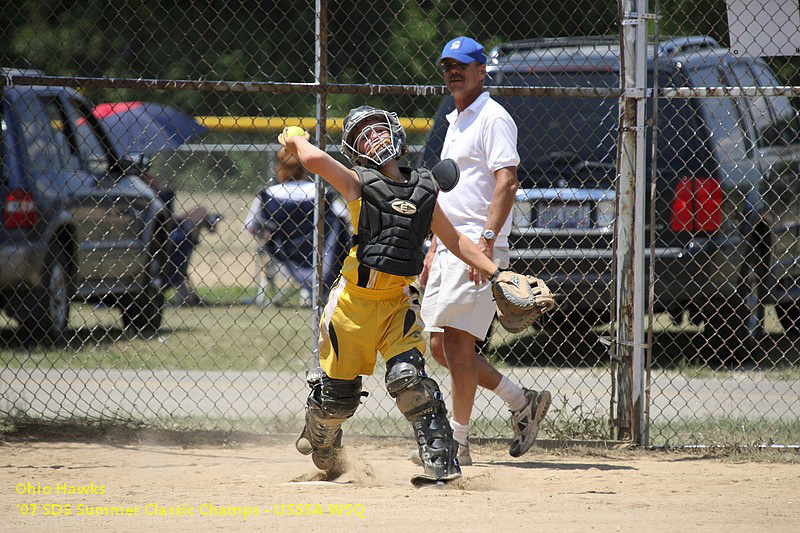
[498, 71, 618, 183]
[688, 66, 748, 161]
[729, 61, 773, 148]
[1, 108, 7, 185]
[17, 96, 67, 173]
[654, 73, 712, 178]
[750, 61, 800, 146]
[43, 96, 87, 172]
[67, 98, 110, 175]
[418, 95, 452, 169]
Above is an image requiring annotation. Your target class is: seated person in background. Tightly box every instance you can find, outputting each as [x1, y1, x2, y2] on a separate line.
[141, 173, 222, 307]
[244, 147, 350, 307]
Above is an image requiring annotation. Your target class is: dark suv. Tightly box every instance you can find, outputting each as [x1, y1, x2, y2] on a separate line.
[1, 69, 171, 341]
[421, 36, 800, 349]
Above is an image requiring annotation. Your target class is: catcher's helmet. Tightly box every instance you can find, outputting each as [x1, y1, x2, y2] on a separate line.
[341, 105, 407, 168]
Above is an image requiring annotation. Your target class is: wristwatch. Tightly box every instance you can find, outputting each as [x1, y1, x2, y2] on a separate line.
[481, 229, 496, 241]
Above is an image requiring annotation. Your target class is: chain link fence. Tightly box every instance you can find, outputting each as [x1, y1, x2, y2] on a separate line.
[1, 0, 799, 447]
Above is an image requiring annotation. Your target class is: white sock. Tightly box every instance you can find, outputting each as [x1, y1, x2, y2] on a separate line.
[493, 376, 527, 412]
[450, 419, 469, 446]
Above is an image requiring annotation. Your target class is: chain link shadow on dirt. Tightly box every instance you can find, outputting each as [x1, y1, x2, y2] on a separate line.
[0, 417, 284, 448]
[0, 323, 197, 351]
[487, 460, 635, 471]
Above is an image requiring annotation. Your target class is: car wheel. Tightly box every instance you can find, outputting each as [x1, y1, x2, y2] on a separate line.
[701, 261, 764, 367]
[476, 317, 498, 357]
[17, 247, 71, 344]
[543, 308, 605, 331]
[119, 246, 166, 335]
[775, 302, 799, 336]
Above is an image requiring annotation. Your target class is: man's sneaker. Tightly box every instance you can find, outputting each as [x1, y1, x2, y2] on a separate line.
[409, 440, 473, 467]
[457, 440, 473, 466]
[509, 389, 551, 458]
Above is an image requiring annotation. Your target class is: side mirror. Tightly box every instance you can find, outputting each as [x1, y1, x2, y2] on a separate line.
[118, 152, 152, 175]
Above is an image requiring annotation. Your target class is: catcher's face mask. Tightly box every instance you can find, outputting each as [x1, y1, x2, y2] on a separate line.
[342, 106, 407, 168]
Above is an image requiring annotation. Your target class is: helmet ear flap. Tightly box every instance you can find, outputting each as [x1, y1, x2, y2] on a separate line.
[386, 111, 408, 160]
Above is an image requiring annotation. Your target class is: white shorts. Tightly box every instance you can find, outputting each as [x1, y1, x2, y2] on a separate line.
[420, 247, 509, 340]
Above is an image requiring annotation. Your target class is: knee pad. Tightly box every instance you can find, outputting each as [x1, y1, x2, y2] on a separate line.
[385, 349, 427, 398]
[300, 367, 364, 454]
[386, 350, 442, 418]
[306, 367, 364, 420]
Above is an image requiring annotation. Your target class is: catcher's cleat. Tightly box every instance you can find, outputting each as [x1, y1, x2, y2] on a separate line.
[509, 388, 551, 458]
[412, 480, 447, 489]
[410, 439, 472, 467]
[410, 468, 461, 488]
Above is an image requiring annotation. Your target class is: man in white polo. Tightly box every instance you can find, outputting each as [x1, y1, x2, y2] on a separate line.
[417, 36, 552, 465]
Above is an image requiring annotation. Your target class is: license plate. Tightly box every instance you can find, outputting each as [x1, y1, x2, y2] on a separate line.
[536, 202, 591, 228]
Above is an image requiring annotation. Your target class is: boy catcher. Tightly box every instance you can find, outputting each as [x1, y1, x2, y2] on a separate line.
[279, 106, 554, 486]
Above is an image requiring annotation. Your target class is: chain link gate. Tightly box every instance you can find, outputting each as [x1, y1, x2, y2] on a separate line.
[1, 0, 799, 448]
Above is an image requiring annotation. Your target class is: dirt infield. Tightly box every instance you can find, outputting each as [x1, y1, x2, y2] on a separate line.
[2, 437, 798, 532]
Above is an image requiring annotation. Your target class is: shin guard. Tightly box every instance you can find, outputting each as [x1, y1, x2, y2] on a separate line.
[296, 367, 363, 473]
[386, 351, 461, 483]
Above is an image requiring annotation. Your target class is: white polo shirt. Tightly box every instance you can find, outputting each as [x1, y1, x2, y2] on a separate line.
[438, 91, 520, 248]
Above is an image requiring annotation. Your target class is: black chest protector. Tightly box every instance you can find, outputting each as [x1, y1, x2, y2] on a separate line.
[354, 166, 438, 276]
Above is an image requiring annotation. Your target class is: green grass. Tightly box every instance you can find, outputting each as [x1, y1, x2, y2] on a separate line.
[0, 291, 317, 372]
[670, 357, 800, 380]
[649, 417, 800, 448]
[542, 394, 611, 441]
[0, 414, 303, 444]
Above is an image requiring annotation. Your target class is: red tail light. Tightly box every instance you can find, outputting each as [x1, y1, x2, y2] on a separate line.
[670, 177, 722, 232]
[4, 189, 37, 229]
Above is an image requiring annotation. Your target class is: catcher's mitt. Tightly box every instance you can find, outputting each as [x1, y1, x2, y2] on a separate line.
[490, 270, 555, 333]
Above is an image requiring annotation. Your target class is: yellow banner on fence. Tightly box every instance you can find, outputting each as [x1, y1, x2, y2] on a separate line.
[195, 116, 433, 134]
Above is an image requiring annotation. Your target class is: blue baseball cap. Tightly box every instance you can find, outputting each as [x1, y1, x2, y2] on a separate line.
[438, 36, 487, 65]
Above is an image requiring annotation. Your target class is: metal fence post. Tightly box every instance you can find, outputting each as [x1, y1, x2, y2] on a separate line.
[631, 0, 650, 445]
[614, 0, 649, 442]
[312, 0, 328, 362]
[644, 0, 662, 449]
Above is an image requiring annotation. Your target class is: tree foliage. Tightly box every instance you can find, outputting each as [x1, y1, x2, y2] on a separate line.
[2, 0, 797, 117]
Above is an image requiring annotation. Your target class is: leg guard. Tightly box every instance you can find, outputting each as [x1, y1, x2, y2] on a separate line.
[296, 367, 363, 473]
[385, 350, 461, 483]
